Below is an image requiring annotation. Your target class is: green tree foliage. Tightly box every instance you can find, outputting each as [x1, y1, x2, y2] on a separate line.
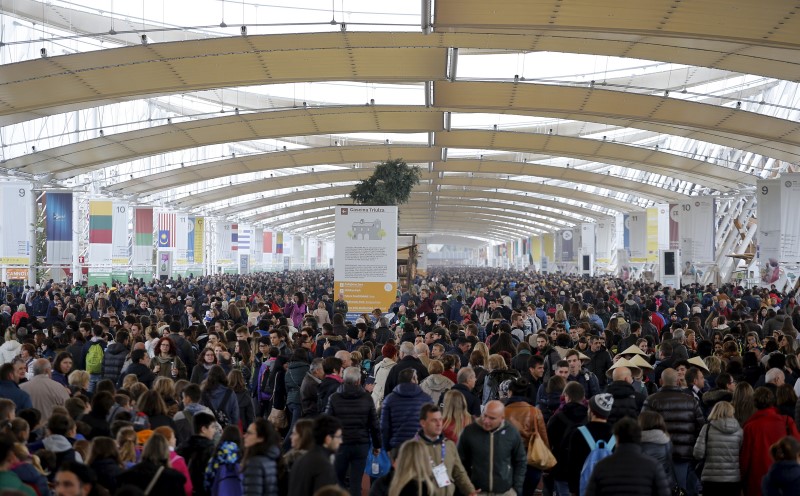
[349, 159, 421, 206]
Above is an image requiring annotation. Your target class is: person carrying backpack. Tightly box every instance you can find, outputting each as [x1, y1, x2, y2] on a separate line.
[481, 354, 521, 405]
[204, 428, 243, 496]
[82, 325, 107, 393]
[200, 365, 239, 429]
[566, 393, 615, 496]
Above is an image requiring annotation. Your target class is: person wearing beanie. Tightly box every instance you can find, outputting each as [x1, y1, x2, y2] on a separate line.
[565, 392, 616, 495]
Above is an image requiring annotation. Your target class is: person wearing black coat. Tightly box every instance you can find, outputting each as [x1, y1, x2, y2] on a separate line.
[382, 343, 429, 396]
[452, 380, 481, 417]
[585, 418, 671, 496]
[325, 367, 381, 496]
[605, 367, 646, 427]
[316, 357, 344, 413]
[641, 368, 704, 496]
[288, 415, 341, 496]
[116, 459, 186, 494]
[118, 349, 156, 389]
[546, 386, 589, 485]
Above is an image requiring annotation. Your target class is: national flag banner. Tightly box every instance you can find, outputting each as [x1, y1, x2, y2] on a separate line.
[88, 200, 113, 266]
[263, 231, 274, 254]
[45, 192, 73, 265]
[193, 217, 205, 264]
[238, 225, 251, 254]
[317, 239, 323, 262]
[132, 207, 153, 267]
[89, 200, 112, 243]
[158, 212, 176, 249]
[231, 224, 239, 252]
[111, 202, 128, 265]
[276, 232, 284, 254]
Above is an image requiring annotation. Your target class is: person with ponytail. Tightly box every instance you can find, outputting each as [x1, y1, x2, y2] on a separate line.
[762, 436, 800, 495]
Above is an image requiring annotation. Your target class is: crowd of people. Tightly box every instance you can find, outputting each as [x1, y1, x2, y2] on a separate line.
[0, 268, 800, 496]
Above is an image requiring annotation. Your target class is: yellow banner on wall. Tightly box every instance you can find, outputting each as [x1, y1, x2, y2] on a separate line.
[646, 207, 659, 263]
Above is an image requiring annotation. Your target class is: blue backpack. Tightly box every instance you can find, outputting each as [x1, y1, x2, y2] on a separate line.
[577, 425, 616, 496]
[211, 463, 242, 496]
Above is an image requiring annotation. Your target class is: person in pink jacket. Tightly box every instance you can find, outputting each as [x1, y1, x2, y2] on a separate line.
[155, 426, 193, 496]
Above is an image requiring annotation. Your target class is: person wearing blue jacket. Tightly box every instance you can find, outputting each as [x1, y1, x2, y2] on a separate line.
[0, 363, 32, 413]
[380, 368, 432, 454]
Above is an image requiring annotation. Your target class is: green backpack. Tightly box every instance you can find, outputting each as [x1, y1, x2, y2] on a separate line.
[86, 343, 104, 374]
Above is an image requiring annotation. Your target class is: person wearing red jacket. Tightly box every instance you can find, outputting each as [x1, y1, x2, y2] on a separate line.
[741, 386, 800, 496]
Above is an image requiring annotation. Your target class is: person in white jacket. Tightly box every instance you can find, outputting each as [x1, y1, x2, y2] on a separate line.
[371, 343, 398, 411]
[0, 328, 21, 365]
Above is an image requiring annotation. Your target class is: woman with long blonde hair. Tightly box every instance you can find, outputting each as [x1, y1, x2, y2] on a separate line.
[441, 389, 472, 444]
[388, 440, 436, 496]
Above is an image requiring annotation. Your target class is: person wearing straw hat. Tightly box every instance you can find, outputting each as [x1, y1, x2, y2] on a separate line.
[565, 350, 600, 398]
[629, 354, 658, 396]
[604, 364, 646, 427]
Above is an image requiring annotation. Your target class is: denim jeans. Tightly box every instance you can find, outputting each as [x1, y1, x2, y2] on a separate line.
[282, 403, 303, 451]
[673, 461, 699, 496]
[523, 466, 542, 496]
[88, 373, 101, 393]
[335, 443, 370, 496]
[553, 479, 570, 496]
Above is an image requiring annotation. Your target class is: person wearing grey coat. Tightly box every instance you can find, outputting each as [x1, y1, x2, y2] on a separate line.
[641, 428, 677, 487]
[693, 416, 744, 493]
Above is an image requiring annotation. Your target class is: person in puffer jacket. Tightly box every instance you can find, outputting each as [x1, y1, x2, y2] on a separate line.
[692, 401, 743, 494]
[641, 368, 704, 495]
[639, 411, 677, 488]
[605, 366, 646, 427]
[380, 368, 432, 452]
[101, 331, 130, 382]
[762, 436, 800, 496]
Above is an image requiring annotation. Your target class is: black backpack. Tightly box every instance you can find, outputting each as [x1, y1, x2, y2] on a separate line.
[484, 369, 520, 403]
[202, 389, 234, 427]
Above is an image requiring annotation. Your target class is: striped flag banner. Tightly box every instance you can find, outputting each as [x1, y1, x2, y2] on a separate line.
[231, 224, 239, 251]
[263, 231, 274, 253]
[158, 212, 176, 248]
[88, 200, 113, 265]
[276, 232, 284, 254]
[133, 207, 153, 266]
[238, 226, 251, 254]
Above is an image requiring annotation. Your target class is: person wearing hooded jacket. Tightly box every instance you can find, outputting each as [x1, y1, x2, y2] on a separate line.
[639, 411, 677, 489]
[692, 401, 743, 494]
[419, 360, 455, 404]
[101, 330, 129, 383]
[0, 329, 21, 365]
